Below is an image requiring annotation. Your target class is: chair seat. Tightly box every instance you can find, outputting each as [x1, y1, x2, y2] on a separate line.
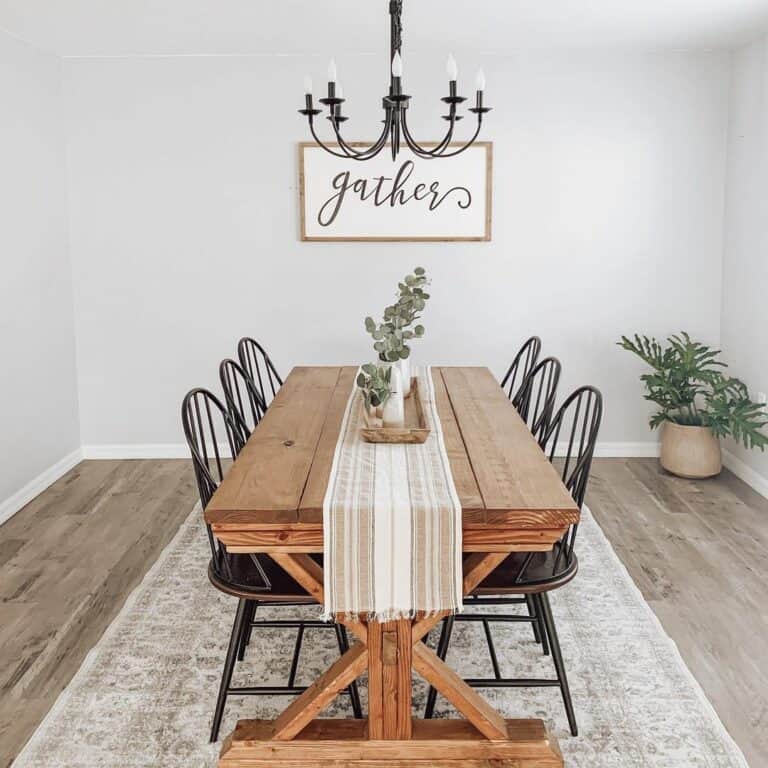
[208, 553, 319, 602]
[470, 550, 578, 595]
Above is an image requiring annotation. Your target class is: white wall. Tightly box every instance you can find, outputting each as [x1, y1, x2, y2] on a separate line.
[721, 34, 768, 486]
[62, 51, 729, 451]
[0, 28, 80, 517]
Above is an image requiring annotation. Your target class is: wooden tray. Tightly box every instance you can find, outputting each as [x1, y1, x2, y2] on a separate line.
[360, 377, 431, 444]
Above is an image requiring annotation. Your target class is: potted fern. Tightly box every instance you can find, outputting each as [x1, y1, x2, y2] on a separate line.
[618, 332, 768, 478]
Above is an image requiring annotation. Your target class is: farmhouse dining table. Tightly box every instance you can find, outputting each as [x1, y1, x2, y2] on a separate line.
[204, 365, 579, 767]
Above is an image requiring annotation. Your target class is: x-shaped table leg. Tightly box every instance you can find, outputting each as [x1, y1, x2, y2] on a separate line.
[269, 551, 511, 742]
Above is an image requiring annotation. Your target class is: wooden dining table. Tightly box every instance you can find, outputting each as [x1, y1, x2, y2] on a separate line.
[205, 365, 579, 767]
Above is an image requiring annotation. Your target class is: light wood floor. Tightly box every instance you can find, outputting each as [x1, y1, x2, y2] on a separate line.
[1, 458, 766, 766]
[0, 460, 197, 768]
[588, 459, 768, 767]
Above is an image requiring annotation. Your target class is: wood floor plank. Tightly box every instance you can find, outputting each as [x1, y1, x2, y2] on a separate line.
[587, 458, 768, 766]
[0, 458, 198, 768]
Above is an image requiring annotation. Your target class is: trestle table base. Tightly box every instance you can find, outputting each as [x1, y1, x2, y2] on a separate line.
[215, 553, 564, 768]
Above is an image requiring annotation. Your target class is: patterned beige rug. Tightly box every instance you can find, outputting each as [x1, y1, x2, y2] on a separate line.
[14, 506, 748, 767]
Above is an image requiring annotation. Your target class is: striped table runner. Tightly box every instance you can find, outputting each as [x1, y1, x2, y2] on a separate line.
[322, 366, 463, 621]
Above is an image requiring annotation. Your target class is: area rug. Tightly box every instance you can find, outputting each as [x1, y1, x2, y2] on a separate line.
[13, 506, 748, 768]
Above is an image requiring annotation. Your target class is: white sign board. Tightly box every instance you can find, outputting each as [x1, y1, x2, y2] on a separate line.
[299, 142, 492, 241]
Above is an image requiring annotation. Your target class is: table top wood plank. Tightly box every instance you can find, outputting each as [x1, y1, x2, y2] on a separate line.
[298, 366, 359, 523]
[205, 366, 342, 526]
[432, 368, 485, 522]
[440, 367, 578, 523]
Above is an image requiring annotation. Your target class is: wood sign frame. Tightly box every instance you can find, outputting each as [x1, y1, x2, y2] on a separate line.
[299, 142, 493, 242]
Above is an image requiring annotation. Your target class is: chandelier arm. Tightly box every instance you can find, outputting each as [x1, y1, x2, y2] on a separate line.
[401, 111, 456, 157]
[329, 126, 368, 158]
[329, 109, 393, 160]
[328, 117, 376, 158]
[328, 124, 363, 158]
[363, 116, 396, 159]
[308, 121, 364, 159]
[401, 113, 481, 159]
[428, 115, 484, 158]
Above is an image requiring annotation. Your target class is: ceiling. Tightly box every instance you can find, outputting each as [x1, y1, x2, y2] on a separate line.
[1, 0, 767, 57]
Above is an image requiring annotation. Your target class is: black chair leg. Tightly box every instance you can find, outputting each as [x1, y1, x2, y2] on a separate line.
[244, 602, 256, 647]
[335, 624, 363, 719]
[287, 622, 306, 688]
[533, 594, 550, 656]
[539, 592, 578, 737]
[424, 615, 455, 719]
[211, 598, 249, 743]
[482, 619, 502, 679]
[525, 594, 542, 644]
[237, 601, 256, 661]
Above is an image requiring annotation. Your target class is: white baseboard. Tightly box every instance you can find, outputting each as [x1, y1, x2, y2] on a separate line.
[0, 448, 83, 527]
[722, 449, 768, 500]
[81, 444, 191, 459]
[592, 441, 660, 458]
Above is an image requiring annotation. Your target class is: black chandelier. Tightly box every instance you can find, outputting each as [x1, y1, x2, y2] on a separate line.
[299, 0, 491, 161]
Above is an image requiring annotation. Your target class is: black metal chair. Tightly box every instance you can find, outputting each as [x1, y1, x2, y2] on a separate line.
[501, 336, 541, 405]
[219, 358, 267, 438]
[515, 356, 561, 441]
[181, 388, 361, 742]
[424, 385, 603, 737]
[237, 337, 283, 410]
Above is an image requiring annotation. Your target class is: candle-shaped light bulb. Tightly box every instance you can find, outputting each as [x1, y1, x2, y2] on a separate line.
[327, 58, 337, 83]
[391, 51, 403, 77]
[303, 75, 313, 95]
[446, 53, 458, 81]
[475, 68, 486, 91]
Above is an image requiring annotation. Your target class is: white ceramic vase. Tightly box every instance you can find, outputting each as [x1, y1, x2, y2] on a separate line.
[398, 357, 412, 398]
[382, 364, 405, 428]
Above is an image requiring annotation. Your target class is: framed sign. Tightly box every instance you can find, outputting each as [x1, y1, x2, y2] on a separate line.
[299, 142, 492, 242]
